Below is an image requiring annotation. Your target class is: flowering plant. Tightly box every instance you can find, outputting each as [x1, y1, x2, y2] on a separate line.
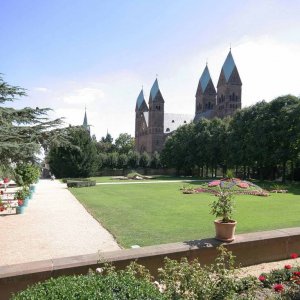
[210, 188, 234, 223]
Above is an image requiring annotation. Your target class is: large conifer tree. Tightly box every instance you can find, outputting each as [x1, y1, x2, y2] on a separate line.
[0, 75, 63, 168]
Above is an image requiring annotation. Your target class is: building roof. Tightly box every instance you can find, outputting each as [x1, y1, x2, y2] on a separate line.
[222, 50, 236, 82]
[83, 109, 88, 127]
[136, 89, 146, 109]
[194, 109, 215, 122]
[150, 78, 160, 100]
[199, 65, 212, 92]
[164, 113, 193, 133]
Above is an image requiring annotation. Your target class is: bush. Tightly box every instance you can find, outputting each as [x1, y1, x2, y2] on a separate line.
[12, 272, 166, 300]
[15, 163, 40, 186]
[67, 180, 96, 188]
[61, 178, 91, 183]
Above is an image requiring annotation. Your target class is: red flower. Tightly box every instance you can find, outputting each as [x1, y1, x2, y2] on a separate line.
[0, 190, 3, 195]
[3, 177, 9, 183]
[293, 271, 300, 277]
[0, 206, 4, 212]
[274, 284, 284, 292]
[258, 275, 266, 282]
[18, 200, 23, 206]
[285, 264, 292, 269]
[290, 253, 299, 259]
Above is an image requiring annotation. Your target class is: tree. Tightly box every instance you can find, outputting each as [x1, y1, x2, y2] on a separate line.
[150, 151, 161, 169]
[48, 127, 98, 178]
[0, 75, 63, 168]
[115, 133, 135, 154]
[127, 151, 140, 169]
[96, 133, 115, 153]
[139, 152, 151, 168]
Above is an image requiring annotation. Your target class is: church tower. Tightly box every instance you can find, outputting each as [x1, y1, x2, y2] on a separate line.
[216, 50, 242, 118]
[82, 107, 90, 133]
[194, 64, 217, 121]
[135, 89, 149, 152]
[148, 78, 165, 154]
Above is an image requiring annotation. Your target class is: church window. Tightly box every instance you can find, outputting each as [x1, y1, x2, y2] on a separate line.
[184, 120, 186, 123]
[172, 120, 175, 123]
[166, 128, 170, 132]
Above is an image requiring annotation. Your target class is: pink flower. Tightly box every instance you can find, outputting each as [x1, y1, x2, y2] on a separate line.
[274, 283, 284, 292]
[290, 253, 299, 259]
[285, 264, 292, 269]
[3, 177, 9, 183]
[258, 275, 266, 282]
[208, 180, 220, 187]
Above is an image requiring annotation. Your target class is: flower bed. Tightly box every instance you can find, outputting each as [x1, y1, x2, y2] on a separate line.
[182, 178, 270, 197]
[12, 247, 300, 300]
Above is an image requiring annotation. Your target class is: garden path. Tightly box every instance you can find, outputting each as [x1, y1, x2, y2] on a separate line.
[0, 179, 120, 266]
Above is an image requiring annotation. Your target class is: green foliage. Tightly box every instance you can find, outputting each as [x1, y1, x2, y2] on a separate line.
[226, 169, 234, 179]
[115, 133, 135, 154]
[139, 152, 151, 168]
[0, 75, 64, 166]
[14, 187, 30, 200]
[12, 272, 166, 300]
[127, 151, 140, 169]
[48, 126, 98, 178]
[15, 163, 40, 186]
[67, 180, 96, 188]
[161, 95, 300, 182]
[210, 189, 235, 222]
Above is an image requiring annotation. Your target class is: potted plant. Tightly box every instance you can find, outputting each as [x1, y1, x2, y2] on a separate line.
[16, 199, 25, 214]
[15, 187, 30, 207]
[210, 188, 237, 242]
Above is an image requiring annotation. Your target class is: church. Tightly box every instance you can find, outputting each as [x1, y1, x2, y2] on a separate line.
[135, 49, 242, 154]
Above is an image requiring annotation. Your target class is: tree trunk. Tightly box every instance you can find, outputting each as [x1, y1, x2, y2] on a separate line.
[282, 161, 286, 183]
[205, 165, 208, 178]
[291, 161, 294, 182]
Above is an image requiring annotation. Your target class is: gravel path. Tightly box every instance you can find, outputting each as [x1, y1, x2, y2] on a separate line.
[0, 179, 120, 266]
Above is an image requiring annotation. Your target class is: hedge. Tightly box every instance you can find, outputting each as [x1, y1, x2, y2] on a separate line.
[67, 180, 96, 188]
[12, 273, 166, 300]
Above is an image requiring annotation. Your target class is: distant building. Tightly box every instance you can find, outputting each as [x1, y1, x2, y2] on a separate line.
[82, 107, 90, 133]
[135, 49, 242, 154]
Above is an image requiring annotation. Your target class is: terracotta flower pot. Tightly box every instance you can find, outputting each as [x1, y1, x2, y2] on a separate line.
[214, 220, 237, 242]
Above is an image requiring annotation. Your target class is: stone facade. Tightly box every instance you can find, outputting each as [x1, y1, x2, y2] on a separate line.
[135, 50, 242, 154]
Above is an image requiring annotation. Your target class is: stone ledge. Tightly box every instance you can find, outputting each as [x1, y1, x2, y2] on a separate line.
[1, 227, 300, 300]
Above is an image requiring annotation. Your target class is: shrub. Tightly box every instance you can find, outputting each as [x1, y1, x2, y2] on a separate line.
[62, 178, 91, 183]
[12, 272, 166, 300]
[15, 163, 40, 186]
[67, 180, 96, 188]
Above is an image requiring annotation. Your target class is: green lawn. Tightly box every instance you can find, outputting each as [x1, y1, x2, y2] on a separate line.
[89, 175, 202, 183]
[70, 181, 300, 248]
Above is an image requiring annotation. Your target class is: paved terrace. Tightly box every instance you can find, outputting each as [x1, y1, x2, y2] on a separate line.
[0, 180, 120, 266]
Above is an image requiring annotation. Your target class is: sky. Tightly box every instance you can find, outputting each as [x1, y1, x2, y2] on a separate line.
[1, 0, 300, 140]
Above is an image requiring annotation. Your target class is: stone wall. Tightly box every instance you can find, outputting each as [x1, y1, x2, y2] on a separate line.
[1, 228, 300, 299]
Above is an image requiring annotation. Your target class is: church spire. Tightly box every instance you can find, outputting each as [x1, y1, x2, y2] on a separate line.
[82, 107, 90, 132]
[136, 89, 148, 111]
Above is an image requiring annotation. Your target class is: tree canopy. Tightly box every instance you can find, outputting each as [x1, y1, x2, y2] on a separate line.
[0, 75, 64, 169]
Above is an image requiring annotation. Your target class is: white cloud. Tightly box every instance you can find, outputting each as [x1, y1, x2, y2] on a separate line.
[61, 87, 105, 105]
[34, 87, 49, 92]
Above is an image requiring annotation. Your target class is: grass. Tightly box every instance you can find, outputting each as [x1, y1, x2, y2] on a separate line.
[70, 181, 300, 248]
[88, 175, 202, 183]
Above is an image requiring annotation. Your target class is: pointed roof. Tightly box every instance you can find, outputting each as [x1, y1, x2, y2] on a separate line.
[199, 65, 212, 92]
[136, 89, 146, 109]
[222, 50, 236, 82]
[83, 108, 88, 127]
[150, 78, 160, 100]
